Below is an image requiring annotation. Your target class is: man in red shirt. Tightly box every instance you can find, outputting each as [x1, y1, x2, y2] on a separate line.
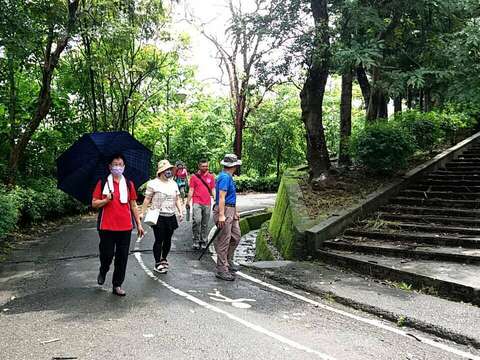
[92, 154, 144, 296]
[187, 159, 215, 249]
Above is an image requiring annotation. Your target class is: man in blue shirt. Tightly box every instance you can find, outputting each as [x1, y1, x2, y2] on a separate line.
[213, 154, 242, 281]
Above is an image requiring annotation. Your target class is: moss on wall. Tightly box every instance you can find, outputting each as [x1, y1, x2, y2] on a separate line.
[255, 221, 275, 261]
[267, 167, 316, 260]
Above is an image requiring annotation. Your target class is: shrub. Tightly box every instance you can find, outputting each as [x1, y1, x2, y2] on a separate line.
[235, 175, 280, 193]
[0, 186, 20, 240]
[394, 110, 440, 152]
[9, 178, 86, 224]
[350, 122, 415, 174]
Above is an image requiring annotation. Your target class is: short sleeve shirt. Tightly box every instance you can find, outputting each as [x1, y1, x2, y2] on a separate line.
[93, 179, 137, 231]
[215, 171, 236, 205]
[189, 172, 215, 206]
[145, 178, 179, 216]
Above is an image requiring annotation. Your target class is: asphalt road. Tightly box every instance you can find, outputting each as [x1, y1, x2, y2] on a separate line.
[0, 193, 478, 360]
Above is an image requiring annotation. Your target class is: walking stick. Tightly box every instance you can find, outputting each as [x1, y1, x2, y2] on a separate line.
[198, 226, 222, 260]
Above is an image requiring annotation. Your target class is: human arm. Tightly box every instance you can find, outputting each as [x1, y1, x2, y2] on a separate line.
[217, 190, 227, 228]
[91, 180, 112, 209]
[176, 194, 184, 222]
[130, 199, 145, 237]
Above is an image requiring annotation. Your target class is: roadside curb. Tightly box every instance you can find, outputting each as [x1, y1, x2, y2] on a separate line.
[245, 265, 480, 349]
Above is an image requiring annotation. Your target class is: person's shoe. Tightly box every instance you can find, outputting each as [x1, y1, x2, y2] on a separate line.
[153, 263, 168, 274]
[228, 261, 240, 273]
[199, 241, 207, 249]
[215, 271, 235, 281]
[112, 286, 126, 296]
[97, 272, 106, 285]
[192, 242, 200, 250]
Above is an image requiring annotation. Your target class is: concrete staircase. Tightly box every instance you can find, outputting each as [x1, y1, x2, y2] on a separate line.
[318, 142, 480, 305]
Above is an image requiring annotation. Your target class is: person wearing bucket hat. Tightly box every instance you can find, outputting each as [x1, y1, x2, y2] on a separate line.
[212, 154, 242, 281]
[140, 160, 184, 274]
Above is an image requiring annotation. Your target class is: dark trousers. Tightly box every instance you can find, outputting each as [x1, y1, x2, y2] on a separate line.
[152, 215, 178, 263]
[98, 230, 131, 287]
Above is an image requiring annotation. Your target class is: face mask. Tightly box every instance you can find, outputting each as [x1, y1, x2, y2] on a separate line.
[111, 165, 124, 176]
[164, 170, 173, 178]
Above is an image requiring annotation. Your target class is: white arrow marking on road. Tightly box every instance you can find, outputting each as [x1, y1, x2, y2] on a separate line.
[133, 249, 336, 360]
[208, 288, 256, 309]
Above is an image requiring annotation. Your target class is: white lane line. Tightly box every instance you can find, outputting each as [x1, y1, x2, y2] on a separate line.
[236, 271, 480, 360]
[133, 252, 335, 360]
[208, 211, 480, 360]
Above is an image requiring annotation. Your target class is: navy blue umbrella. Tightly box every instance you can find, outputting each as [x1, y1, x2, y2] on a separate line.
[56, 131, 152, 204]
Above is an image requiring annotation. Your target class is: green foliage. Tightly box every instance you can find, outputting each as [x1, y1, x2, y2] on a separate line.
[9, 178, 86, 224]
[0, 186, 19, 240]
[394, 110, 440, 152]
[243, 85, 306, 178]
[351, 122, 415, 174]
[235, 176, 280, 193]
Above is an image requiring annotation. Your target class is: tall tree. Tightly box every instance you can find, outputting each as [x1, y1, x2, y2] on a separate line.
[191, 0, 292, 161]
[300, 0, 331, 178]
[6, 0, 80, 184]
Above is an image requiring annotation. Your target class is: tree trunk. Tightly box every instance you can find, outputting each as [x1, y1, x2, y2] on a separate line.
[378, 94, 388, 119]
[366, 67, 381, 122]
[6, 0, 80, 185]
[233, 92, 246, 159]
[394, 96, 402, 114]
[339, 69, 353, 167]
[407, 88, 413, 109]
[83, 34, 98, 131]
[7, 52, 16, 150]
[356, 65, 371, 111]
[300, 0, 331, 179]
[424, 89, 432, 112]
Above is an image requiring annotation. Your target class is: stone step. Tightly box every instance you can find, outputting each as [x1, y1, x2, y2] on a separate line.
[457, 154, 480, 159]
[426, 174, 480, 181]
[382, 204, 480, 217]
[445, 164, 480, 170]
[358, 221, 480, 235]
[324, 237, 480, 264]
[420, 179, 480, 186]
[316, 249, 480, 305]
[433, 168, 480, 174]
[451, 158, 480, 163]
[376, 213, 480, 226]
[390, 196, 480, 209]
[407, 184, 480, 192]
[345, 228, 480, 248]
[399, 189, 480, 200]
[430, 170, 480, 176]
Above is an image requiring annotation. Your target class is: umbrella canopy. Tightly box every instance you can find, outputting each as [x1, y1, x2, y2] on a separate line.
[56, 131, 152, 204]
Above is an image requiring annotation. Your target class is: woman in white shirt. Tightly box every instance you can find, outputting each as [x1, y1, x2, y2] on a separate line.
[141, 160, 184, 273]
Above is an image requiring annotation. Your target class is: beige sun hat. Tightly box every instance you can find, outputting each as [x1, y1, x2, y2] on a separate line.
[156, 159, 174, 176]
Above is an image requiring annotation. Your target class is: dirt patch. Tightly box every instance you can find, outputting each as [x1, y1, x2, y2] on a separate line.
[299, 147, 456, 221]
[300, 169, 390, 220]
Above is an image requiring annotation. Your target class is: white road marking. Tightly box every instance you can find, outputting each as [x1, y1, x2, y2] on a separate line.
[236, 270, 480, 360]
[133, 246, 335, 359]
[206, 211, 480, 360]
[208, 288, 256, 309]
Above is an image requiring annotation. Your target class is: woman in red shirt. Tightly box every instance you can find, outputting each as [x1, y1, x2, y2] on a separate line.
[92, 154, 144, 296]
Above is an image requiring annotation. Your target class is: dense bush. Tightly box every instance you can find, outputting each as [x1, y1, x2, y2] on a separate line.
[0, 187, 19, 240]
[394, 110, 440, 152]
[235, 175, 280, 193]
[394, 109, 476, 151]
[350, 122, 415, 174]
[0, 179, 87, 240]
